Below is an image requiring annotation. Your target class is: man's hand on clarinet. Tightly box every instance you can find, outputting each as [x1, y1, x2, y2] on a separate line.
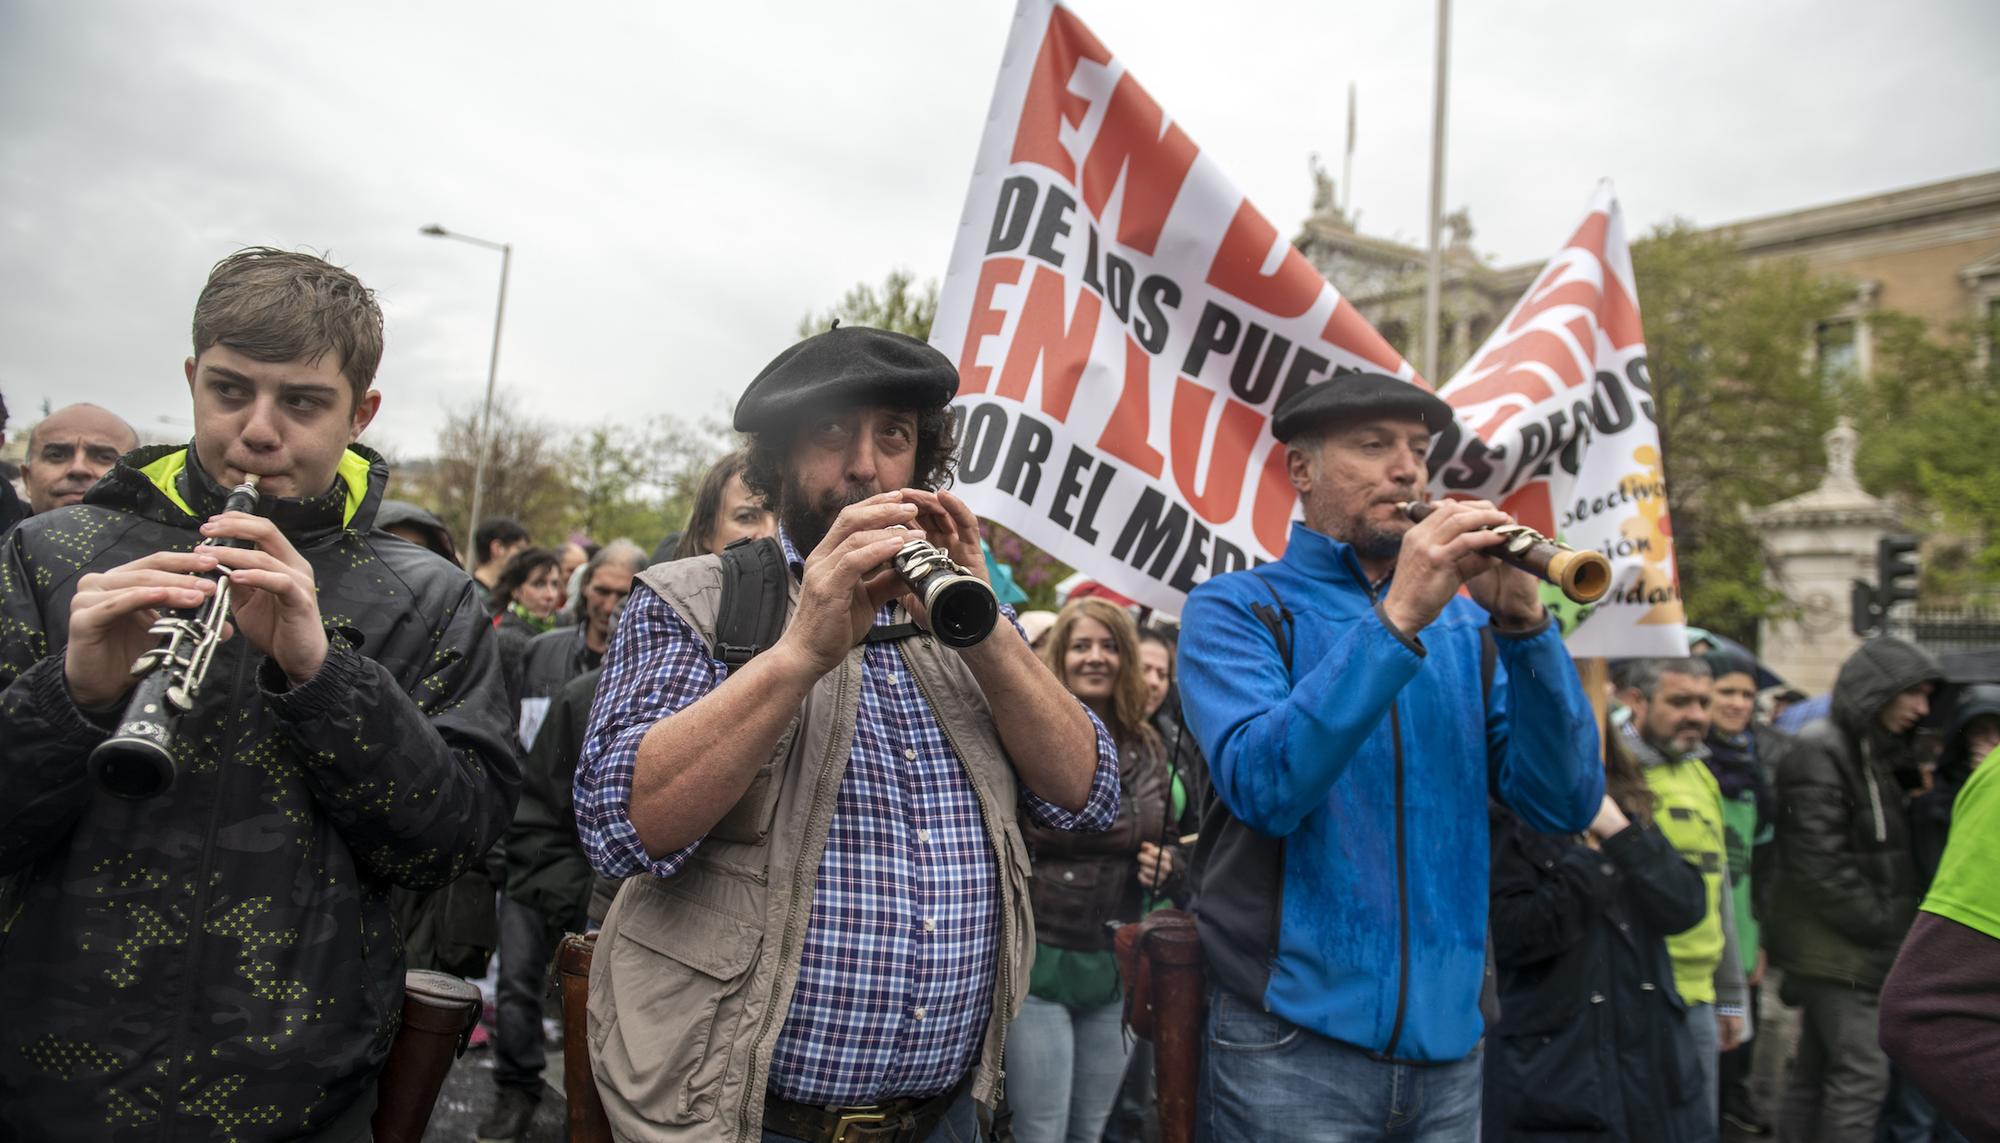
[1379, 499, 1518, 637]
[891, 488, 991, 636]
[65, 550, 224, 711]
[778, 493, 922, 678]
[198, 511, 327, 686]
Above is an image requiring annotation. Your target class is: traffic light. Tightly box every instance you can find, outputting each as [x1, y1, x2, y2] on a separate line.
[1851, 579, 1880, 637]
[1877, 535, 1921, 611]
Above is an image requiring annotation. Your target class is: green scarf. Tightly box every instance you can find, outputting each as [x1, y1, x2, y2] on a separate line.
[509, 602, 557, 635]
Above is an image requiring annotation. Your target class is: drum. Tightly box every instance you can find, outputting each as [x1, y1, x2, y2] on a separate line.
[372, 969, 482, 1143]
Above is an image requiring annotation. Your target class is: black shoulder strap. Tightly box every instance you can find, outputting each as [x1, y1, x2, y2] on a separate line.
[1482, 625, 1503, 802]
[713, 536, 789, 667]
[1481, 626, 1497, 701]
[1247, 569, 1295, 676]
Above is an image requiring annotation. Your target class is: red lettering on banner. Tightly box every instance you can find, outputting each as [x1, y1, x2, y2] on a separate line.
[996, 263, 1101, 421]
[1096, 334, 1164, 478]
[1080, 74, 1198, 256]
[958, 257, 1025, 395]
[1319, 297, 1411, 379]
[1012, 7, 1111, 182]
[1250, 440, 1298, 555]
[1169, 379, 1263, 524]
[1208, 199, 1323, 319]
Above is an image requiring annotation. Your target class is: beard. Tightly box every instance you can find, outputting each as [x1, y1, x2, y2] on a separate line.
[1346, 516, 1406, 564]
[780, 470, 883, 555]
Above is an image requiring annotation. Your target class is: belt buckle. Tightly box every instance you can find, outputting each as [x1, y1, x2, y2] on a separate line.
[832, 1106, 892, 1143]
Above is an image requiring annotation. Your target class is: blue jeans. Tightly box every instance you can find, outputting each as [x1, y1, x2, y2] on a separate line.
[1005, 994, 1133, 1143]
[1672, 1002, 1721, 1143]
[1196, 987, 1482, 1142]
[1875, 1065, 1966, 1143]
[761, 1087, 983, 1143]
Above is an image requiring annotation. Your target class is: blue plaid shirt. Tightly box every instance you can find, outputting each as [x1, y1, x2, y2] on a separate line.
[575, 534, 1119, 1106]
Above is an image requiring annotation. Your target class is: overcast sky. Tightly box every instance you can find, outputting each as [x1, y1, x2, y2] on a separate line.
[3, 0, 1996, 461]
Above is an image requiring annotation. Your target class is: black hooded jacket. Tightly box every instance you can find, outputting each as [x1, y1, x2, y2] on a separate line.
[1768, 636, 1942, 989]
[0, 443, 520, 1141]
[1909, 682, 2000, 884]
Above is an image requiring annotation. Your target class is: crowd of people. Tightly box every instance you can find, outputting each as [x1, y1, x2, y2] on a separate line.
[1, 247, 1994, 1143]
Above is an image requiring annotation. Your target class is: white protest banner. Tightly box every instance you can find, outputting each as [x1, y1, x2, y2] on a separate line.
[1429, 181, 1686, 655]
[930, 0, 1414, 614]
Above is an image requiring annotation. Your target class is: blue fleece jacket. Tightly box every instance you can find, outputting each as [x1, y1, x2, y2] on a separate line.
[1179, 521, 1602, 1061]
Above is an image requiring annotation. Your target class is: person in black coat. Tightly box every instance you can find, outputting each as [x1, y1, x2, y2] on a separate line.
[1484, 731, 1710, 1142]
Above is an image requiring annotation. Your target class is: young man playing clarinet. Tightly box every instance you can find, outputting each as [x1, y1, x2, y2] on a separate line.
[0, 248, 520, 1141]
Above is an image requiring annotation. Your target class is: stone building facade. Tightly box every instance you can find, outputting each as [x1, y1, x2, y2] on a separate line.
[1296, 168, 2000, 384]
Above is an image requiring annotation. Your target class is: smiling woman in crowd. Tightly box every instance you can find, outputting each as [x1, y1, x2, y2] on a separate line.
[1008, 596, 1177, 1143]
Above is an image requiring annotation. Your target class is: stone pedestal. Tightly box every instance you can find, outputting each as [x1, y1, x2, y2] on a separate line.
[1747, 419, 1901, 695]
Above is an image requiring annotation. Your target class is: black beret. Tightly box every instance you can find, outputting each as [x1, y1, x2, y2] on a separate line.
[734, 325, 959, 433]
[1269, 371, 1456, 442]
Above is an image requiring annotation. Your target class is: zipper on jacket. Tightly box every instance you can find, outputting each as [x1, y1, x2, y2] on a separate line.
[898, 639, 1015, 1104]
[1865, 762, 1887, 843]
[160, 646, 254, 1141]
[1356, 565, 1414, 1059]
[1382, 701, 1413, 1059]
[738, 657, 854, 1140]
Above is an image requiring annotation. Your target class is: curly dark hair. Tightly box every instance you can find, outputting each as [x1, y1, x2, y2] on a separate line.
[740, 405, 960, 511]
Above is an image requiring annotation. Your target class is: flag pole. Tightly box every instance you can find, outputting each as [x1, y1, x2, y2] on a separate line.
[1342, 82, 1356, 218]
[1422, 0, 1451, 383]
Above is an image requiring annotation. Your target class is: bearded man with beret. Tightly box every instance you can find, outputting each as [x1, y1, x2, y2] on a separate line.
[573, 325, 1119, 1142]
[1175, 373, 1604, 1142]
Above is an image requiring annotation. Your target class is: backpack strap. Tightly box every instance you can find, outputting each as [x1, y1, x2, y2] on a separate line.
[712, 536, 789, 667]
[1481, 625, 1497, 702]
[1247, 570, 1295, 677]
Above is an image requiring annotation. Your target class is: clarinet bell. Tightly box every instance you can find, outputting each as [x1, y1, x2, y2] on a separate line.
[90, 734, 178, 800]
[921, 574, 1000, 649]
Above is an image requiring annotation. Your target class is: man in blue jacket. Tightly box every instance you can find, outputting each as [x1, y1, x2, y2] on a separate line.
[1178, 373, 1603, 1141]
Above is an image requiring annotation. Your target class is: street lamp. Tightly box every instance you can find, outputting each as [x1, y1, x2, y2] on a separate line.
[420, 223, 512, 567]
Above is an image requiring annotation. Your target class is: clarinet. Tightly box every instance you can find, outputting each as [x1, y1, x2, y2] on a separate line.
[90, 475, 261, 799]
[1396, 499, 1613, 605]
[890, 536, 999, 648]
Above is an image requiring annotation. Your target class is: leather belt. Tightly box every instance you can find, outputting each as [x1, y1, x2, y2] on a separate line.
[762, 1086, 958, 1143]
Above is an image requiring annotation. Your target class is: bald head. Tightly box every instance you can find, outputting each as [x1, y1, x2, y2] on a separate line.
[23, 404, 139, 513]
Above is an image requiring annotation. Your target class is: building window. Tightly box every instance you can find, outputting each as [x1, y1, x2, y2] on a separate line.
[1816, 318, 1859, 385]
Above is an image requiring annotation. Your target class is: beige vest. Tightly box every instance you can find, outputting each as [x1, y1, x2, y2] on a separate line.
[587, 555, 1037, 1142]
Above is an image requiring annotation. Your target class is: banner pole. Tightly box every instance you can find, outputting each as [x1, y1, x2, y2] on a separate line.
[1422, 0, 1451, 383]
[1577, 656, 1612, 764]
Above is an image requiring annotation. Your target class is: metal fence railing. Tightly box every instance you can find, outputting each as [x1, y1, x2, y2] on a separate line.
[1890, 607, 2000, 655]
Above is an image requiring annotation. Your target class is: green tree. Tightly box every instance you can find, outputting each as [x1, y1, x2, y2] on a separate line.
[411, 394, 570, 552]
[560, 414, 733, 553]
[800, 269, 939, 340]
[1631, 223, 1850, 644]
[1852, 310, 2000, 600]
[561, 424, 658, 548]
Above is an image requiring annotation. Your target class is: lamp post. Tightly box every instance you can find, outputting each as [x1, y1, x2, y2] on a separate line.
[420, 224, 512, 567]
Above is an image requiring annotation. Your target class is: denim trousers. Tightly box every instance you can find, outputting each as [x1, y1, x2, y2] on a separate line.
[1672, 1001, 1721, 1143]
[1196, 987, 1481, 1142]
[1004, 994, 1134, 1143]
